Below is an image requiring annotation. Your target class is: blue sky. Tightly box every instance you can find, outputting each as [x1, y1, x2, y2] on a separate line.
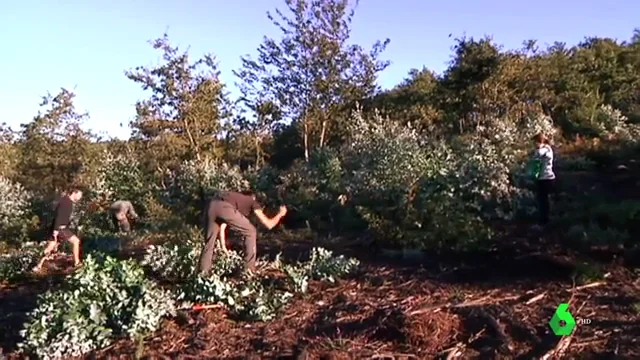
[1, 0, 638, 140]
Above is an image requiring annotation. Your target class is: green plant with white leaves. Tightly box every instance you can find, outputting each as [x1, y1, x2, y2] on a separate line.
[19, 255, 176, 360]
[305, 247, 360, 282]
[0, 242, 41, 282]
[142, 240, 202, 279]
[176, 247, 358, 321]
[593, 105, 640, 141]
[0, 176, 34, 244]
[162, 158, 249, 223]
[282, 247, 360, 291]
[92, 150, 151, 203]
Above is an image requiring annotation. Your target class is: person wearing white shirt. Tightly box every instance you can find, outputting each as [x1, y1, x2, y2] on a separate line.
[532, 133, 556, 225]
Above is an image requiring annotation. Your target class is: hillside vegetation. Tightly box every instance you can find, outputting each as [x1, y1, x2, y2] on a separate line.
[1, 1, 639, 359]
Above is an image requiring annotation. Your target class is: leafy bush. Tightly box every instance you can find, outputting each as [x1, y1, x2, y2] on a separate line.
[174, 247, 359, 322]
[283, 247, 360, 292]
[80, 229, 123, 255]
[88, 150, 154, 231]
[0, 176, 34, 244]
[163, 159, 249, 223]
[271, 148, 349, 231]
[555, 154, 597, 171]
[0, 242, 41, 282]
[93, 150, 151, 204]
[593, 105, 640, 141]
[567, 223, 630, 249]
[330, 110, 552, 249]
[19, 255, 176, 360]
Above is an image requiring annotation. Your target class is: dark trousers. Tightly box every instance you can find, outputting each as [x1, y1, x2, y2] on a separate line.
[111, 214, 131, 233]
[199, 200, 257, 274]
[536, 179, 555, 225]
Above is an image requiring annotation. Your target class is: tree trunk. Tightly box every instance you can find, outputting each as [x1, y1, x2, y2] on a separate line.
[255, 136, 262, 167]
[319, 119, 327, 149]
[303, 119, 310, 162]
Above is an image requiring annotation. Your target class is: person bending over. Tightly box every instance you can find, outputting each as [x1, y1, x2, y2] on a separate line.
[199, 191, 287, 274]
[33, 187, 84, 271]
[109, 200, 139, 233]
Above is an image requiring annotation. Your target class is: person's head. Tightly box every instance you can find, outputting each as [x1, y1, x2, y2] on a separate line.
[66, 187, 83, 202]
[532, 133, 549, 148]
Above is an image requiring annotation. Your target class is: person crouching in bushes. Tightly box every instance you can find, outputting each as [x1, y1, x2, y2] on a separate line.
[529, 133, 556, 227]
[199, 190, 287, 274]
[33, 187, 84, 272]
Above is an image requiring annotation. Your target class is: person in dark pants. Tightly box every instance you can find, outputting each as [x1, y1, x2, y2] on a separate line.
[33, 187, 84, 271]
[109, 200, 138, 233]
[199, 191, 287, 274]
[532, 133, 556, 226]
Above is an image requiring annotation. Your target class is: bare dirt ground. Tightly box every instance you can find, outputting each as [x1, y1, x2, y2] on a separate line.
[1, 234, 638, 360]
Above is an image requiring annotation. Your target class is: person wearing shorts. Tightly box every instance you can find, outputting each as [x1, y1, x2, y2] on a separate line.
[33, 187, 84, 271]
[199, 191, 287, 274]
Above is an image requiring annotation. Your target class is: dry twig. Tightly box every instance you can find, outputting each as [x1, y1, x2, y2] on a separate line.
[408, 293, 520, 316]
[525, 292, 546, 305]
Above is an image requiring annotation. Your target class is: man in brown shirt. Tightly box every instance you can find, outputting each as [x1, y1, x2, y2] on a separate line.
[33, 187, 84, 271]
[199, 191, 287, 274]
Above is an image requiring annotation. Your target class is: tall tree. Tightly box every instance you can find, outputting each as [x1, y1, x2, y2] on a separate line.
[235, 0, 390, 161]
[368, 67, 441, 129]
[0, 123, 19, 178]
[126, 34, 231, 172]
[16, 89, 96, 195]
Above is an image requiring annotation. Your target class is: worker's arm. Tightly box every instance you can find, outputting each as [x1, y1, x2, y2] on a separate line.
[253, 206, 288, 230]
[127, 202, 139, 219]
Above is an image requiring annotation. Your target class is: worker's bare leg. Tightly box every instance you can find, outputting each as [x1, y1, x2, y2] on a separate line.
[68, 235, 82, 266]
[33, 240, 58, 271]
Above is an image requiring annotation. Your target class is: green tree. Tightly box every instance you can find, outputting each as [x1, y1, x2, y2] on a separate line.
[368, 67, 440, 129]
[126, 34, 231, 173]
[16, 88, 96, 196]
[235, 0, 390, 161]
[0, 123, 20, 178]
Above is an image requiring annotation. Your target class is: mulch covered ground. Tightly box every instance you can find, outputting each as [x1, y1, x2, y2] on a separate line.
[2, 237, 638, 360]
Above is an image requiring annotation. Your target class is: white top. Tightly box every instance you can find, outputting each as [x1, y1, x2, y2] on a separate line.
[535, 144, 555, 180]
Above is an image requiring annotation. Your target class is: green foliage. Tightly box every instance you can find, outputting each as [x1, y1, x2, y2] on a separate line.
[19, 255, 176, 360]
[0, 242, 41, 282]
[567, 223, 630, 248]
[163, 159, 249, 222]
[235, 0, 389, 159]
[0, 176, 35, 244]
[93, 150, 151, 204]
[16, 89, 97, 196]
[126, 34, 231, 171]
[80, 229, 123, 256]
[145, 234, 360, 322]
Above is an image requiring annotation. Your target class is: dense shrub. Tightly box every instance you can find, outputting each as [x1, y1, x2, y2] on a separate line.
[163, 159, 249, 223]
[19, 255, 176, 359]
[143, 230, 359, 322]
[593, 105, 640, 141]
[320, 111, 554, 248]
[175, 247, 359, 322]
[0, 176, 35, 244]
[0, 242, 41, 282]
[93, 150, 151, 203]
